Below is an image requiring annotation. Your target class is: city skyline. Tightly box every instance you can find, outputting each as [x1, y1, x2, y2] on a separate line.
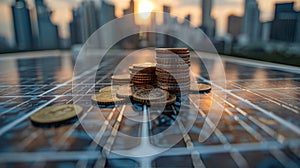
[0, 0, 299, 47]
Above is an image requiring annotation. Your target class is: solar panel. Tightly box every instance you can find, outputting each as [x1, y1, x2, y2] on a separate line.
[0, 50, 299, 168]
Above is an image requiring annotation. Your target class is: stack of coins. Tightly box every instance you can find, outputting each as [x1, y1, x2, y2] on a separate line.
[111, 74, 131, 85]
[129, 62, 157, 87]
[155, 48, 191, 96]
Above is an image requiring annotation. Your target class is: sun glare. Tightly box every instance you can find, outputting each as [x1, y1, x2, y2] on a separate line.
[138, 0, 154, 19]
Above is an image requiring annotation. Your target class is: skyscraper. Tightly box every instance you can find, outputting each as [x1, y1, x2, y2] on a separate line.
[201, 0, 216, 38]
[183, 14, 191, 26]
[12, 0, 33, 50]
[296, 12, 300, 43]
[242, 0, 260, 43]
[227, 15, 243, 40]
[270, 2, 297, 42]
[123, 0, 134, 15]
[100, 1, 116, 27]
[163, 5, 171, 24]
[35, 0, 59, 49]
[70, 9, 83, 44]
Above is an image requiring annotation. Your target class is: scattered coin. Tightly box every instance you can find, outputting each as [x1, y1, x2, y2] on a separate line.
[91, 91, 124, 105]
[190, 83, 212, 93]
[30, 104, 83, 124]
[116, 84, 133, 98]
[98, 86, 119, 93]
[133, 88, 169, 105]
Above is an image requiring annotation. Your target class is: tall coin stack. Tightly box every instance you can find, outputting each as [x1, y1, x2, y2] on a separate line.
[129, 62, 157, 88]
[155, 48, 191, 96]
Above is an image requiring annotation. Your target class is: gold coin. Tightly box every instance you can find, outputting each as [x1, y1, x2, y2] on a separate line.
[133, 88, 169, 104]
[116, 85, 133, 98]
[132, 62, 156, 69]
[190, 83, 212, 93]
[91, 91, 124, 105]
[98, 86, 119, 93]
[155, 48, 189, 54]
[30, 104, 83, 124]
[111, 74, 130, 80]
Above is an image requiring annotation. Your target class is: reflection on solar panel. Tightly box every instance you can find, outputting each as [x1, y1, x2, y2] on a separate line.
[0, 50, 300, 167]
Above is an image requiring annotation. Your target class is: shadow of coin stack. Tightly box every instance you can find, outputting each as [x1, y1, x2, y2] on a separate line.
[129, 63, 157, 90]
[155, 48, 191, 97]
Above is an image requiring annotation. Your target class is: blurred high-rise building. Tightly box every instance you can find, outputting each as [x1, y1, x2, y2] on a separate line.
[183, 14, 191, 26]
[201, 0, 216, 38]
[124, 0, 134, 15]
[242, 0, 260, 43]
[297, 12, 300, 43]
[70, 1, 101, 45]
[35, 0, 59, 49]
[261, 21, 271, 42]
[163, 5, 171, 24]
[227, 15, 243, 40]
[12, 0, 33, 50]
[70, 9, 83, 44]
[270, 2, 298, 42]
[100, 1, 116, 27]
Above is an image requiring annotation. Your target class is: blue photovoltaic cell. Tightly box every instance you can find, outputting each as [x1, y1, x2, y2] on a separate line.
[0, 50, 299, 167]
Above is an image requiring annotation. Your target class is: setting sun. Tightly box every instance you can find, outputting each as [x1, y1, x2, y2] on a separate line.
[138, 0, 154, 19]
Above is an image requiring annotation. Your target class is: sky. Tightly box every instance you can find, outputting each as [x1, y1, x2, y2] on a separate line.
[0, 0, 299, 45]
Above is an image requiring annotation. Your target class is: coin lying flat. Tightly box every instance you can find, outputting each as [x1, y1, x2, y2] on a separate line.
[116, 85, 133, 98]
[133, 62, 156, 68]
[111, 74, 130, 80]
[190, 83, 212, 93]
[133, 88, 169, 105]
[91, 91, 124, 105]
[99, 86, 119, 93]
[155, 48, 189, 54]
[30, 104, 83, 124]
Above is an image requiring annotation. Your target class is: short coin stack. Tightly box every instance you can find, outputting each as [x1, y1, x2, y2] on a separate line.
[129, 62, 157, 87]
[111, 74, 131, 85]
[155, 48, 191, 96]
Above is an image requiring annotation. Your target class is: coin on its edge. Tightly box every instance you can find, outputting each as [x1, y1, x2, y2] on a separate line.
[30, 104, 83, 124]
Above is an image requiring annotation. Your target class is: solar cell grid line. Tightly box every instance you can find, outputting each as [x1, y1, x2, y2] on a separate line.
[212, 96, 299, 166]
[0, 96, 60, 136]
[0, 63, 100, 137]
[25, 69, 115, 152]
[11, 102, 73, 152]
[204, 80, 300, 164]
[231, 82, 300, 113]
[216, 88, 300, 143]
[0, 66, 116, 163]
[0, 87, 51, 117]
[228, 77, 300, 83]
[94, 105, 126, 167]
[75, 108, 117, 168]
[187, 95, 250, 167]
[171, 105, 206, 168]
[213, 93, 286, 142]
[198, 75, 300, 136]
